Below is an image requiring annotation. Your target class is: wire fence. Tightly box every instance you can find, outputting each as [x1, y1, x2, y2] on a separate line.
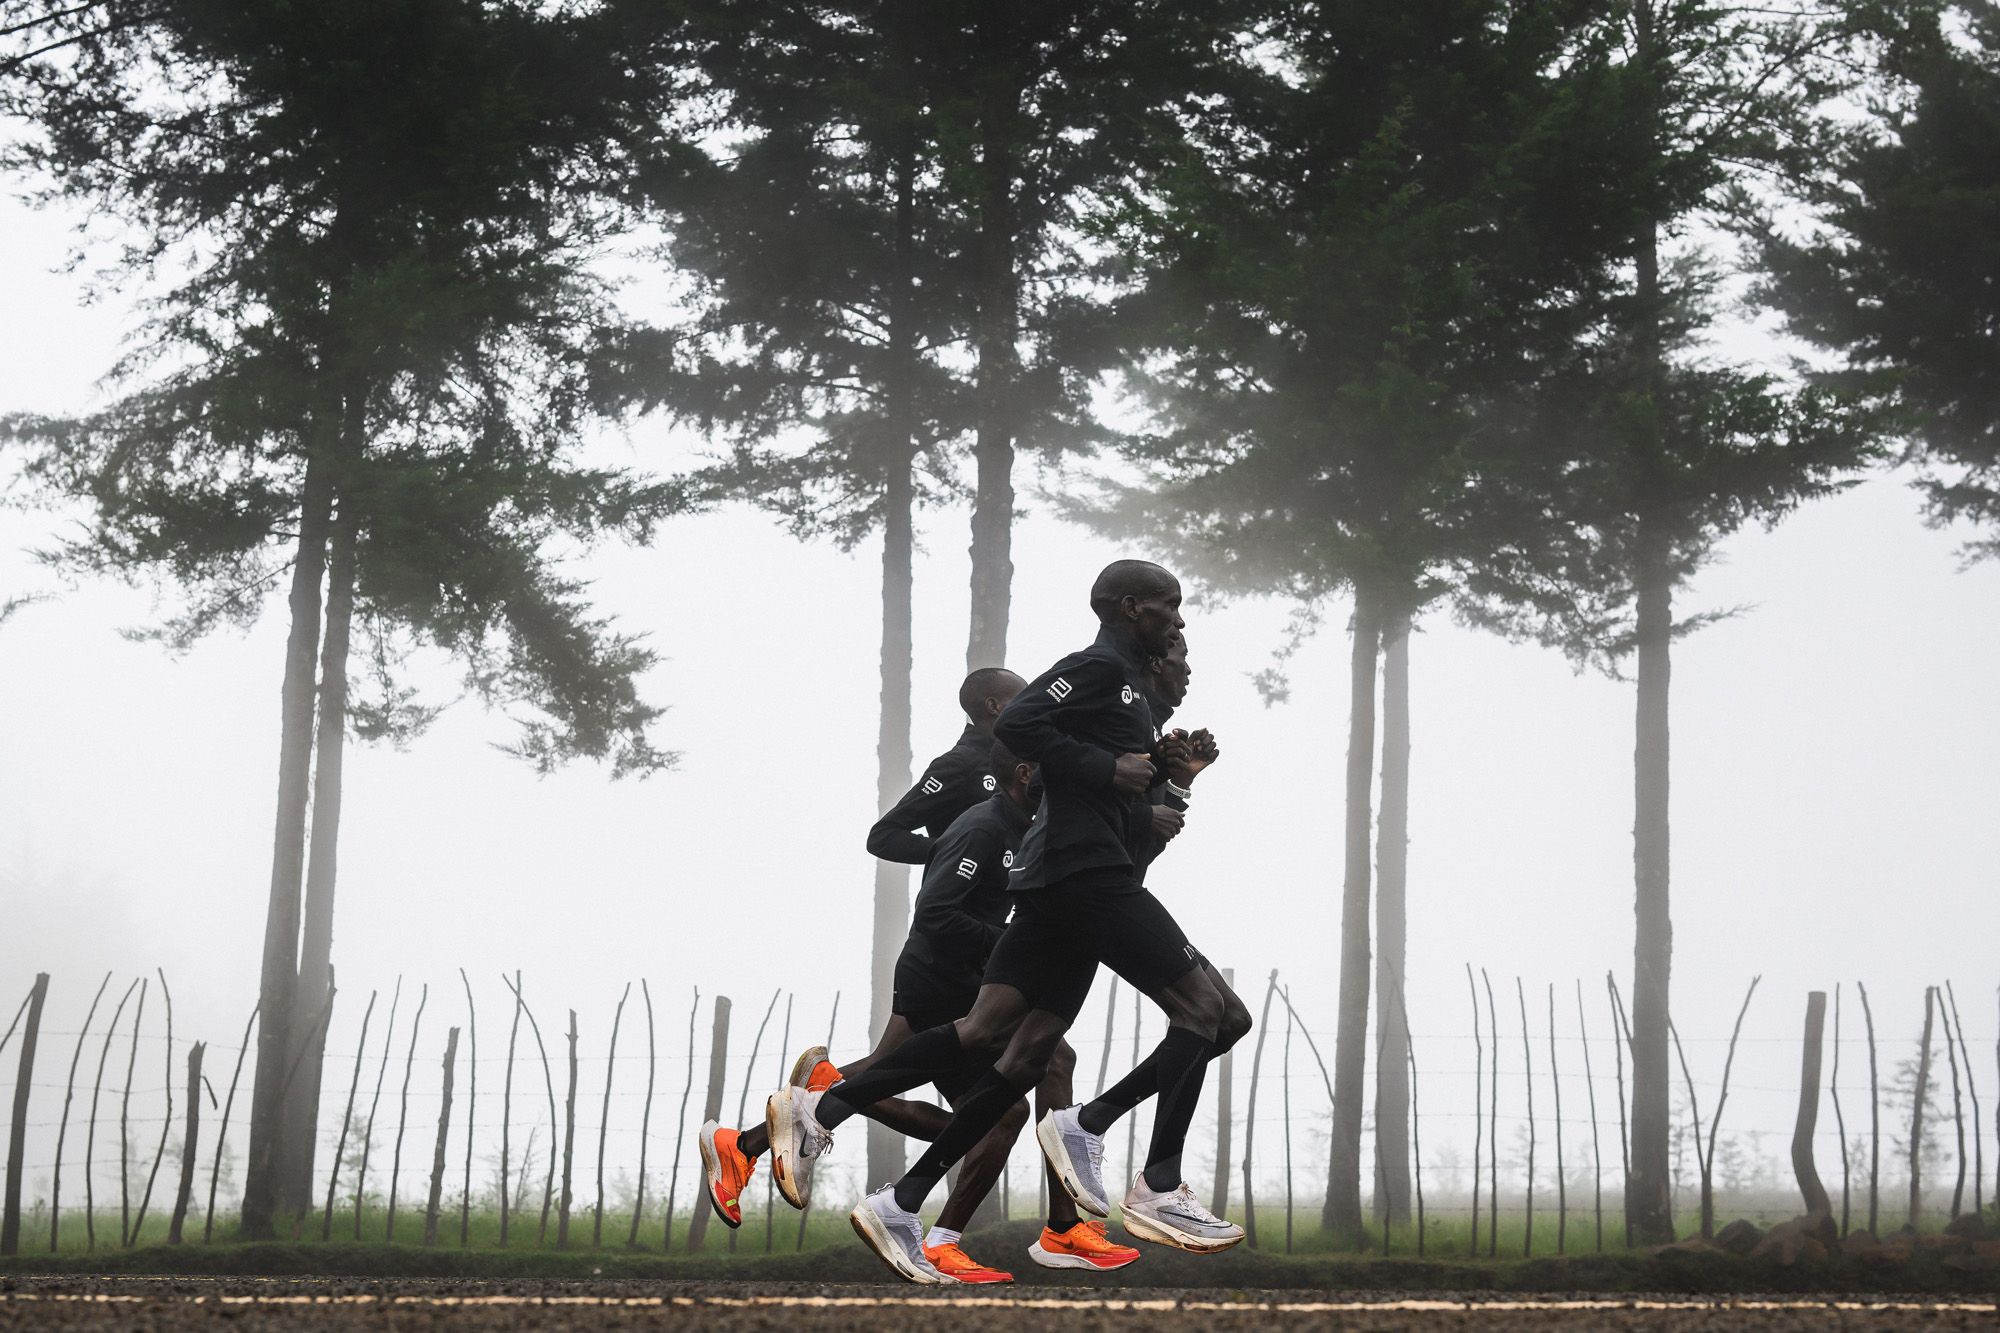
[2, 966, 1995, 1257]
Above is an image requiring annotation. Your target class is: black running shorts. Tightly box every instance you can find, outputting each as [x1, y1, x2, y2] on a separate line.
[889, 949, 990, 1103]
[891, 948, 980, 1034]
[982, 881, 1205, 1023]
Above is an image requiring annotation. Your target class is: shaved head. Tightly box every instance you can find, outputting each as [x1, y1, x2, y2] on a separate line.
[960, 666, 1026, 723]
[1089, 560, 1177, 622]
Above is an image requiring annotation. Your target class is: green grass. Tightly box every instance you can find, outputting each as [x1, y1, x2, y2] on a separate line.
[5, 1206, 1997, 1293]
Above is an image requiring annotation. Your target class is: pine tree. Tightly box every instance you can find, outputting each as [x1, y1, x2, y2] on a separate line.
[616, 0, 975, 1186]
[1757, 0, 2000, 562]
[1079, 0, 1635, 1240]
[1455, 0, 1880, 1245]
[2, 0, 689, 1234]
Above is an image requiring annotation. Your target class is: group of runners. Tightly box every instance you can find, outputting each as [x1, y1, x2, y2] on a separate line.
[698, 559, 1250, 1283]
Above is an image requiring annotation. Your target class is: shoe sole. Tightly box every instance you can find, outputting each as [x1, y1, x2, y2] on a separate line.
[766, 1093, 808, 1210]
[694, 1123, 741, 1230]
[1035, 1114, 1109, 1218]
[788, 1043, 828, 1088]
[1027, 1240, 1137, 1271]
[1119, 1207, 1245, 1255]
[849, 1204, 950, 1285]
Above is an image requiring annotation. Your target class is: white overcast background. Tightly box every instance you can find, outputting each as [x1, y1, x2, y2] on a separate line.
[3, 172, 1997, 1230]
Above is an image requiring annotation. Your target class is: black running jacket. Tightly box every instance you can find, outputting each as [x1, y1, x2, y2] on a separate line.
[901, 791, 1034, 980]
[866, 724, 999, 865]
[994, 625, 1159, 893]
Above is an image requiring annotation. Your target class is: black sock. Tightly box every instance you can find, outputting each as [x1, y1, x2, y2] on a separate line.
[1077, 1053, 1158, 1136]
[891, 1065, 1035, 1213]
[1140, 1026, 1211, 1192]
[817, 1023, 963, 1131]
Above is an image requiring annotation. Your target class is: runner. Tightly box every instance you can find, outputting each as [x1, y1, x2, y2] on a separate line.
[767, 561, 1247, 1283]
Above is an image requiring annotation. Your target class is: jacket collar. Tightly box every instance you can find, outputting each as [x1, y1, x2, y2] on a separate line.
[1093, 622, 1152, 675]
[991, 790, 1033, 835]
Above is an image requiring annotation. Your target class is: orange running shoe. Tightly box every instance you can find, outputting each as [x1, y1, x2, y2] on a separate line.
[924, 1241, 1013, 1284]
[786, 1044, 828, 1087]
[697, 1120, 756, 1228]
[1028, 1218, 1141, 1271]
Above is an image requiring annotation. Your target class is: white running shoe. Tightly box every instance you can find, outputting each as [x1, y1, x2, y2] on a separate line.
[1119, 1174, 1245, 1253]
[1036, 1106, 1110, 1217]
[766, 1083, 832, 1209]
[849, 1184, 951, 1284]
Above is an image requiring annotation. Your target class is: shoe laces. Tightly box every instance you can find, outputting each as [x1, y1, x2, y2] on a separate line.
[1170, 1183, 1224, 1225]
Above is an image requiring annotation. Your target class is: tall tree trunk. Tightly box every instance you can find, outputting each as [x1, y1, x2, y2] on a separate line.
[1324, 587, 1380, 1238]
[241, 451, 335, 1238]
[280, 456, 360, 1215]
[868, 129, 918, 1190]
[966, 7, 1018, 670]
[1627, 519, 1674, 1243]
[1626, 0, 1676, 1248]
[1372, 610, 1412, 1225]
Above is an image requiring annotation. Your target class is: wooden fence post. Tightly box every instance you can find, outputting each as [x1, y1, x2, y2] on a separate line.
[1467, 965, 1483, 1257]
[1210, 968, 1235, 1219]
[387, 983, 430, 1243]
[354, 979, 401, 1241]
[1909, 987, 1936, 1229]
[1125, 986, 1142, 1200]
[1669, 1019, 1706, 1236]
[1831, 984, 1850, 1237]
[131, 970, 176, 1246]
[1575, 980, 1602, 1253]
[423, 1027, 460, 1246]
[496, 975, 557, 1247]
[685, 996, 731, 1253]
[458, 970, 478, 1247]
[50, 972, 112, 1253]
[1240, 971, 1277, 1249]
[1857, 980, 1880, 1234]
[1094, 978, 1119, 1097]
[1482, 968, 1498, 1258]
[1943, 981, 1981, 1215]
[595, 984, 631, 1247]
[1698, 976, 1761, 1239]
[665, 987, 699, 1252]
[629, 980, 657, 1249]
[168, 1042, 206, 1244]
[1517, 977, 1535, 1257]
[86, 979, 140, 1251]
[558, 1010, 579, 1247]
[1943, 991, 1966, 1218]
[118, 978, 147, 1247]
[1548, 983, 1565, 1255]
[1394, 976, 1424, 1257]
[728, 989, 780, 1254]
[1, 972, 49, 1257]
[323, 989, 377, 1240]
[1607, 974, 1632, 1249]
[1793, 991, 1830, 1219]
[1281, 988, 1294, 1255]
[206, 1003, 259, 1243]
[501, 972, 521, 1246]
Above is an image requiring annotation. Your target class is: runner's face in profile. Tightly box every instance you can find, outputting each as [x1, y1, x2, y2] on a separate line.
[1129, 579, 1184, 657]
[1149, 641, 1192, 707]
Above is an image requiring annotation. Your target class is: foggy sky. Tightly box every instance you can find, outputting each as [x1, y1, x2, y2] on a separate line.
[4, 181, 1997, 1219]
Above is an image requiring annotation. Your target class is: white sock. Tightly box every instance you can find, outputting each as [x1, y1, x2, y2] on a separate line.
[925, 1226, 962, 1249]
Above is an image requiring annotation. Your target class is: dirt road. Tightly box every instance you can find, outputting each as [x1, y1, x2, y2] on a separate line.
[2, 1276, 1994, 1330]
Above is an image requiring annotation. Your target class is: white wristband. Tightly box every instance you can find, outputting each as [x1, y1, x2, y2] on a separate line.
[1166, 780, 1193, 801]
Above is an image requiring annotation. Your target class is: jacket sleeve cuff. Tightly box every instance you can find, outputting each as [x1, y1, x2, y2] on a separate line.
[1083, 745, 1118, 790]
